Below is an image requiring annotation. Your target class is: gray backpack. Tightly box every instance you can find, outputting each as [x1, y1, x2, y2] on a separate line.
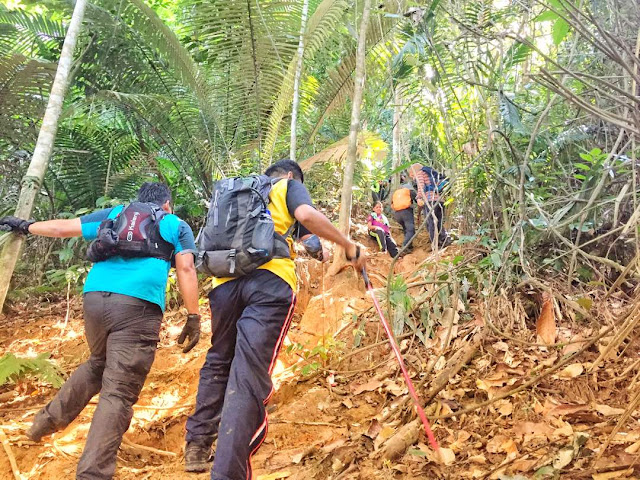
[196, 175, 291, 277]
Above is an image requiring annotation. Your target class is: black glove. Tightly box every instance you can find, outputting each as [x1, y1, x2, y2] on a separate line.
[0, 216, 34, 234]
[302, 235, 323, 261]
[178, 314, 201, 353]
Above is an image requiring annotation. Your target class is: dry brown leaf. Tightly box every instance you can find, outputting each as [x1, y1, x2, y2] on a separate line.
[342, 398, 353, 409]
[468, 454, 487, 464]
[512, 458, 537, 472]
[373, 426, 395, 450]
[592, 468, 634, 480]
[486, 435, 508, 453]
[543, 400, 589, 418]
[492, 341, 509, 352]
[558, 363, 584, 379]
[595, 404, 626, 416]
[383, 380, 405, 397]
[352, 379, 383, 395]
[624, 441, 640, 454]
[365, 419, 382, 440]
[501, 439, 519, 460]
[536, 291, 556, 345]
[257, 472, 291, 480]
[437, 447, 456, 465]
[497, 400, 514, 416]
[512, 422, 553, 441]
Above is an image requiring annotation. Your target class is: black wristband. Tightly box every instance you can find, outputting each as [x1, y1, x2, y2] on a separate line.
[187, 314, 201, 321]
[345, 245, 360, 261]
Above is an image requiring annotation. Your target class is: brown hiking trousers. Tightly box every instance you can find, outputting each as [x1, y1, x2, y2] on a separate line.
[32, 292, 162, 479]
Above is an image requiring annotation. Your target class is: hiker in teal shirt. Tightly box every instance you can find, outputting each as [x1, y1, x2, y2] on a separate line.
[0, 182, 201, 480]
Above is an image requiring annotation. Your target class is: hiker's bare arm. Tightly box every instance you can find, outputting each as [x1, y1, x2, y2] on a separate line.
[294, 204, 357, 259]
[175, 252, 199, 315]
[28, 218, 82, 238]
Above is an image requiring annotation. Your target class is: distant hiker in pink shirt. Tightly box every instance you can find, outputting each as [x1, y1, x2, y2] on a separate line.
[367, 201, 398, 257]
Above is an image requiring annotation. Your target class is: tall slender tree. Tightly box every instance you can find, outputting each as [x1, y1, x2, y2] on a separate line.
[0, 0, 88, 311]
[290, 0, 310, 161]
[329, 0, 372, 274]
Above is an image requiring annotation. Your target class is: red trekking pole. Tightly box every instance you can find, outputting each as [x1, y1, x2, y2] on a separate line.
[361, 267, 441, 453]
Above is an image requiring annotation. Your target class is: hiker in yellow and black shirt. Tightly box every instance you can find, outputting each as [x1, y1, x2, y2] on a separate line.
[185, 159, 366, 480]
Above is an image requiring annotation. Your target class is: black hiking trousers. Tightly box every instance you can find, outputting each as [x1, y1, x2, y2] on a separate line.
[186, 270, 296, 480]
[32, 292, 162, 480]
[393, 208, 415, 249]
[369, 228, 399, 257]
[423, 201, 449, 249]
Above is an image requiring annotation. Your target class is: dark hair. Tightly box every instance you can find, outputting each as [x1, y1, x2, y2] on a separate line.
[264, 159, 304, 183]
[373, 201, 383, 208]
[137, 182, 172, 206]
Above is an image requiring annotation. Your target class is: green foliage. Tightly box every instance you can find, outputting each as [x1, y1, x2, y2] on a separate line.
[286, 338, 344, 376]
[0, 352, 65, 388]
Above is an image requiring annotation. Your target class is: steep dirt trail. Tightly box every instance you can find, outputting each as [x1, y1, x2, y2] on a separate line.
[1, 237, 639, 479]
[0, 240, 424, 479]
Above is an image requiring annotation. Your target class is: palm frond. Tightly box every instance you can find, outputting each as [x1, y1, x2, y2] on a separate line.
[262, 0, 350, 160]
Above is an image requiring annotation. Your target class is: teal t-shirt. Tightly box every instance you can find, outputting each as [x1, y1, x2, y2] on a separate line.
[80, 205, 196, 311]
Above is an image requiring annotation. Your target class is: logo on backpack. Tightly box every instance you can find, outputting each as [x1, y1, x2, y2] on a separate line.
[196, 175, 292, 277]
[86, 202, 174, 263]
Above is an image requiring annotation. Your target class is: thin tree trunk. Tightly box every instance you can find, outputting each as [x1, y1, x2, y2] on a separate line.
[290, 0, 310, 162]
[0, 0, 88, 312]
[391, 85, 402, 192]
[329, 0, 371, 275]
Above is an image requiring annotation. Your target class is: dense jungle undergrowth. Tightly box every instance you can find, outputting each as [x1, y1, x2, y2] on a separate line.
[1, 0, 639, 478]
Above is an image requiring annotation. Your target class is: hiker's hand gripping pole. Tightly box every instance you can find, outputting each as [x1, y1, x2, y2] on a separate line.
[361, 267, 441, 452]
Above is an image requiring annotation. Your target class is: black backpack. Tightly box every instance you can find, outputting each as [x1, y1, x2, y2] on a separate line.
[86, 202, 174, 263]
[196, 175, 291, 277]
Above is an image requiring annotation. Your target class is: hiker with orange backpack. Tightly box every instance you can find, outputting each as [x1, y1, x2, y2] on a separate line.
[391, 177, 417, 252]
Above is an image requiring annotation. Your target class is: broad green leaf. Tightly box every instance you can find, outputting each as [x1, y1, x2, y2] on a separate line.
[574, 163, 591, 171]
[535, 10, 559, 22]
[552, 18, 570, 45]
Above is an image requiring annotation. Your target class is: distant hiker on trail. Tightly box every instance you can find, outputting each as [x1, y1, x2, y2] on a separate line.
[408, 162, 452, 250]
[391, 177, 417, 252]
[185, 159, 366, 479]
[0, 182, 200, 480]
[367, 201, 399, 258]
[371, 178, 389, 204]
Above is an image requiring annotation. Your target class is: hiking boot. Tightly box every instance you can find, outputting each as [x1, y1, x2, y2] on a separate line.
[185, 442, 212, 473]
[441, 237, 453, 248]
[27, 413, 57, 442]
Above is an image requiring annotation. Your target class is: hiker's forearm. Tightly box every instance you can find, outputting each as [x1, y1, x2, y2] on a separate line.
[294, 205, 355, 254]
[175, 253, 199, 314]
[28, 218, 82, 238]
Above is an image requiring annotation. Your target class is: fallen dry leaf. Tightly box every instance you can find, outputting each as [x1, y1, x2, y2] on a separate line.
[365, 419, 382, 440]
[383, 380, 405, 397]
[468, 454, 487, 464]
[536, 291, 556, 345]
[496, 400, 514, 416]
[512, 422, 553, 443]
[257, 472, 291, 480]
[625, 440, 640, 454]
[558, 363, 584, 379]
[595, 404, 625, 416]
[437, 447, 456, 465]
[501, 438, 519, 460]
[543, 401, 589, 418]
[352, 379, 383, 395]
[486, 434, 508, 453]
[592, 468, 634, 480]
